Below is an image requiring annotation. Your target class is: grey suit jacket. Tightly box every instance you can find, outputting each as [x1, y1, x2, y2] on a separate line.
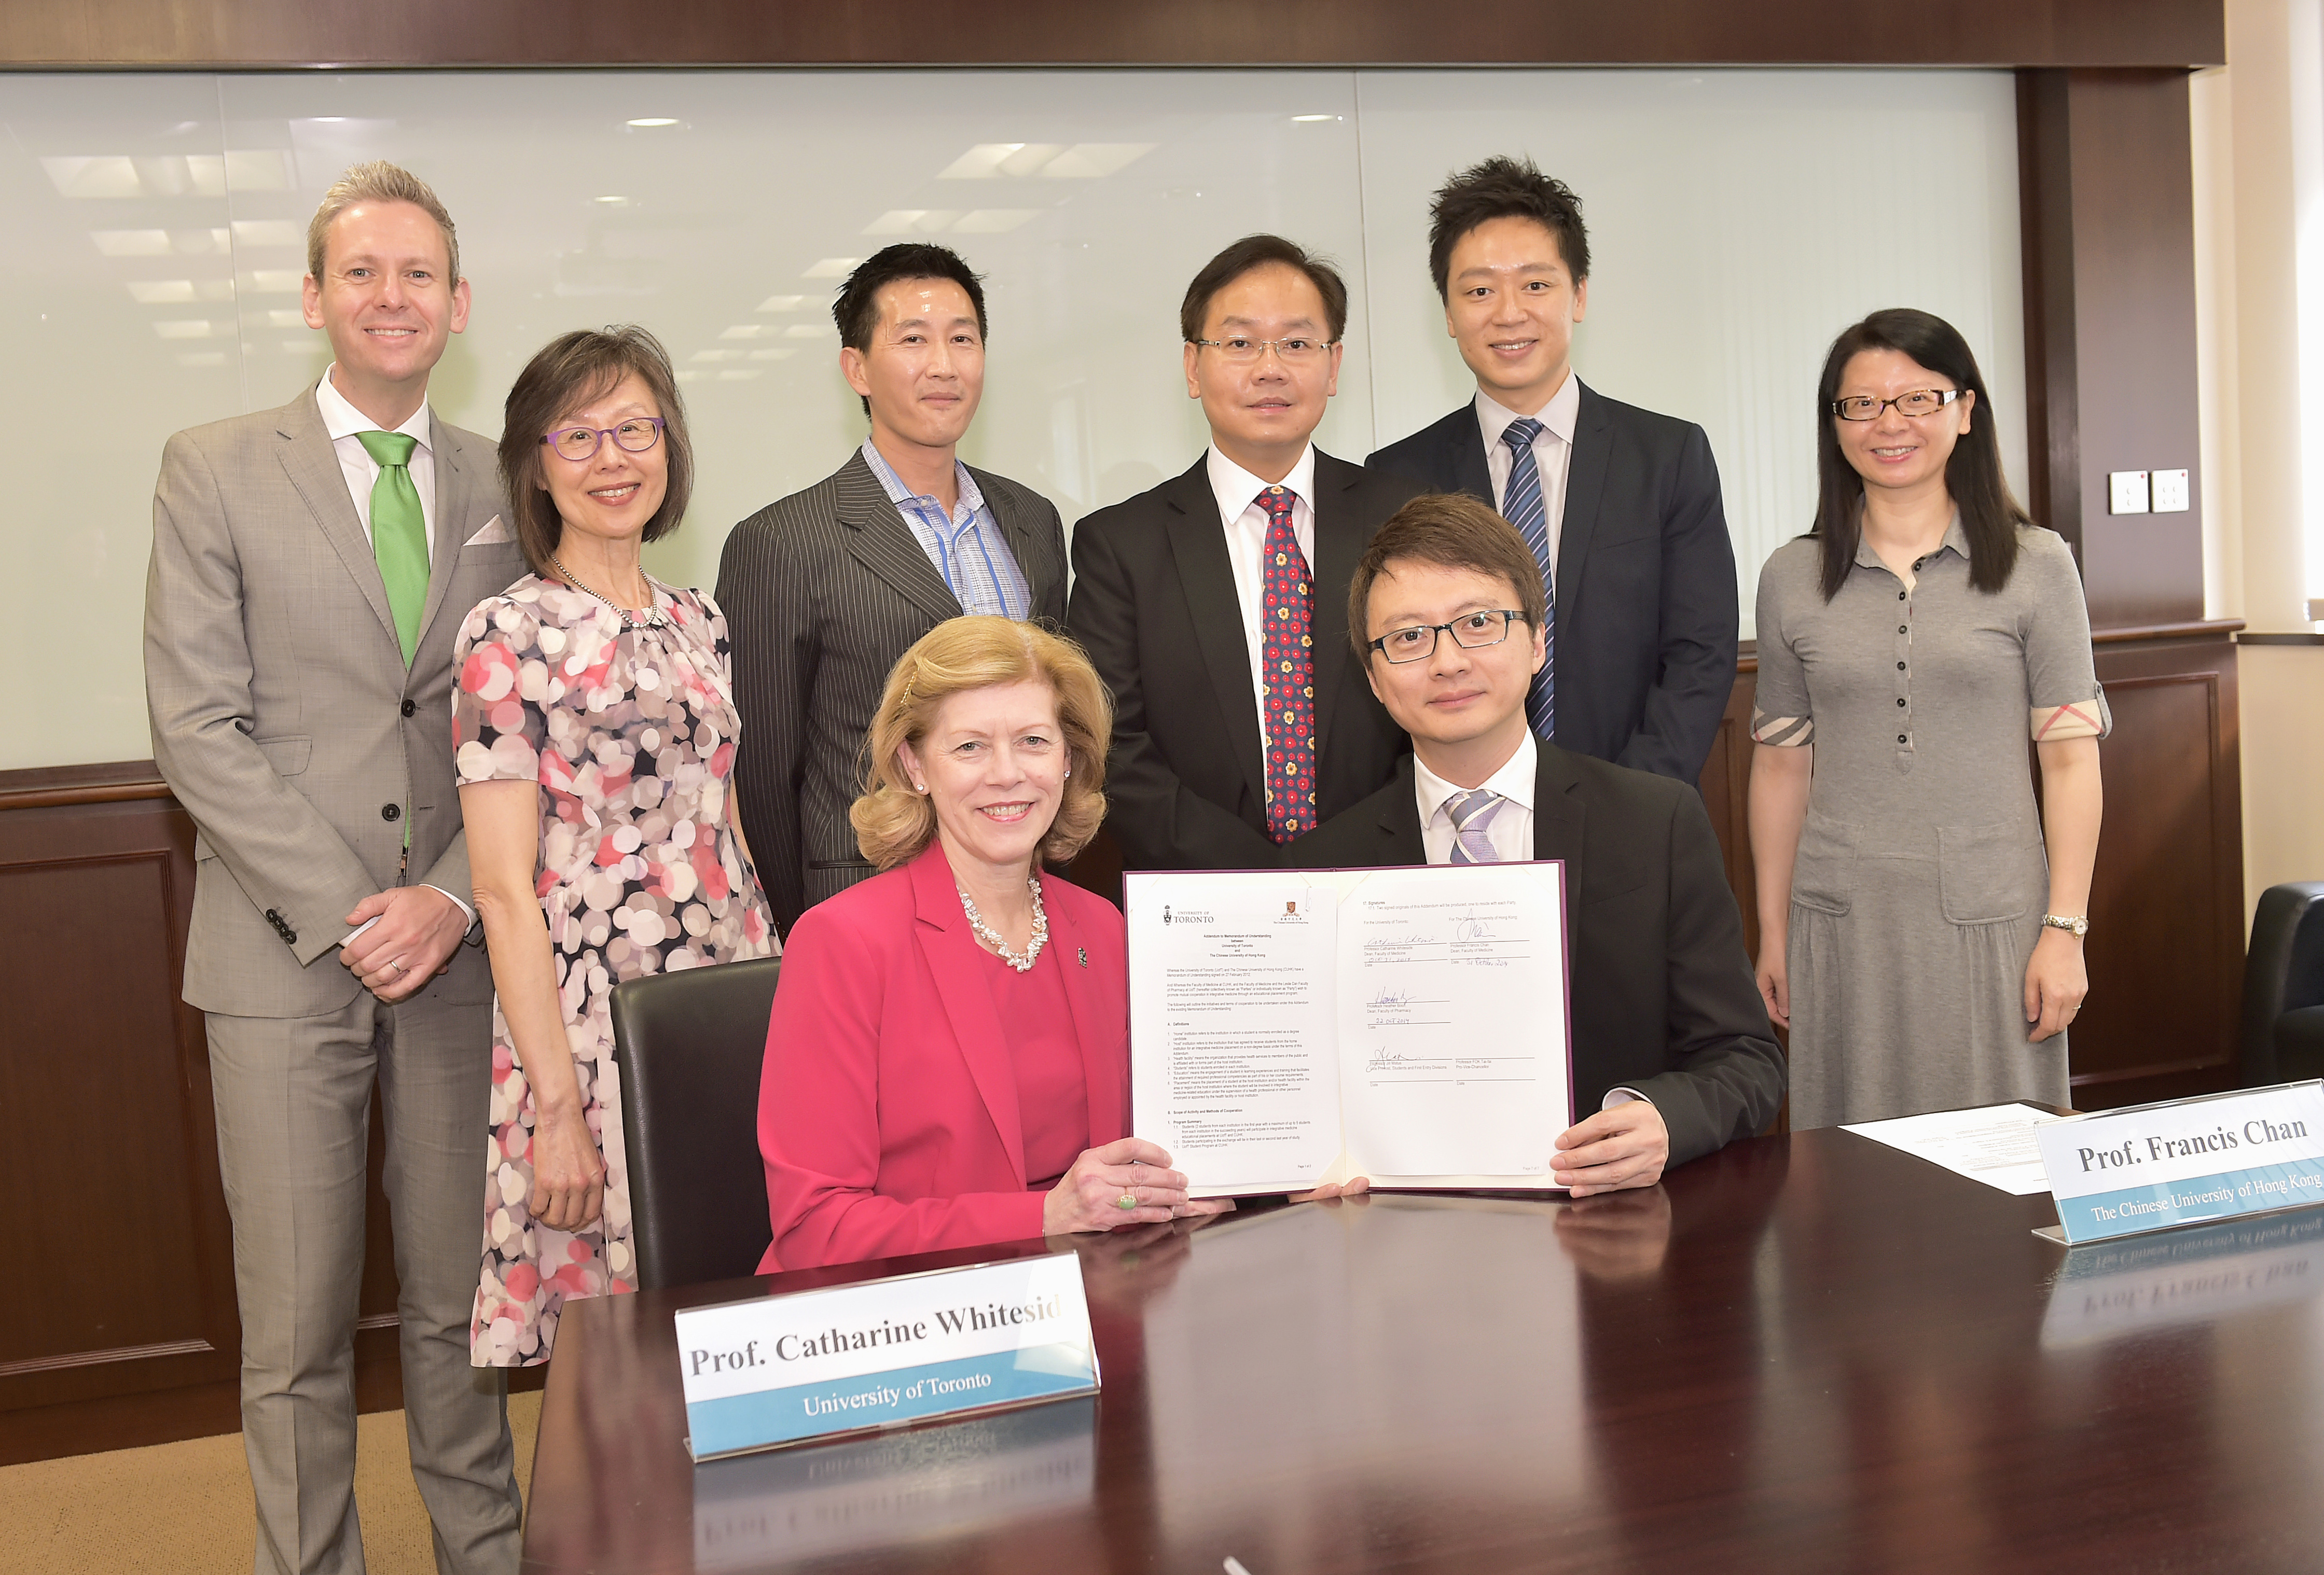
[145, 389, 528, 1018]
[716, 450, 1068, 937]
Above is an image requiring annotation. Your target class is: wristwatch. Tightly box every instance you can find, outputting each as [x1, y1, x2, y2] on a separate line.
[2041, 913, 2090, 938]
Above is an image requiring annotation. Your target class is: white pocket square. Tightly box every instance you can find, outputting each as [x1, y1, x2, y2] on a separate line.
[465, 514, 515, 547]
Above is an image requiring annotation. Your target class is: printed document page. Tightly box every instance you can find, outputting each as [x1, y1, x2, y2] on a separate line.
[1337, 865, 1570, 1183]
[1128, 864, 1574, 1193]
[1126, 876, 1342, 1193]
[1841, 1103, 2065, 1195]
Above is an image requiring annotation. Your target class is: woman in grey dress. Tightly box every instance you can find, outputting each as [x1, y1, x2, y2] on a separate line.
[1748, 309, 2107, 1130]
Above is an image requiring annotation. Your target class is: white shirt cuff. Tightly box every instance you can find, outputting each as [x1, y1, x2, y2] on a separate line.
[1601, 1087, 1651, 1110]
[338, 886, 476, 948]
[423, 884, 478, 927]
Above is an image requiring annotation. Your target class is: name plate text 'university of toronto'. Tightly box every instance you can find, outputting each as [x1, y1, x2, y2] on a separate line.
[2035, 1081, 2324, 1245]
[673, 1253, 1099, 1461]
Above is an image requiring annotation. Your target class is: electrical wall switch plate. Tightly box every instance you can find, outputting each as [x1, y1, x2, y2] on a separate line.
[2150, 468, 2190, 512]
[2108, 471, 2151, 514]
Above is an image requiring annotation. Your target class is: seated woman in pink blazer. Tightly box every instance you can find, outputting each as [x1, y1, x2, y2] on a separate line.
[757, 616, 1230, 1272]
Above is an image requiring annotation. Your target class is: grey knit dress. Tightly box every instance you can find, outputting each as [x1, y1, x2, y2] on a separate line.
[1752, 519, 2110, 1130]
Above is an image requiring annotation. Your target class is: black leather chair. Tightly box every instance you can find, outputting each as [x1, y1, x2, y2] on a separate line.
[606, 956, 782, 1290]
[2240, 883, 2324, 1087]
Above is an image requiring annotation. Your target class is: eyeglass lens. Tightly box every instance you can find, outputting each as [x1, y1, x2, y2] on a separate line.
[1835, 391, 1953, 421]
[548, 419, 662, 459]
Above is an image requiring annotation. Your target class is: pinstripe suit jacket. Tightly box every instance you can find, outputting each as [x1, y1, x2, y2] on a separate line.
[144, 389, 524, 1018]
[716, 451, 1068, 936]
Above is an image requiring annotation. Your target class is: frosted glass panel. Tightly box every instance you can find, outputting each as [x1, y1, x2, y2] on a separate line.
[0, 68, 2020, 771]
[1355, 70, 2029, 635]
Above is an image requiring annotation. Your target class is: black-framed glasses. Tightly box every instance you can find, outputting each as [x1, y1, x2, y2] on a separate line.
[542, 416, 666, 461]
[1367, 610, 1527, 664]
[1831, 389, 1963, 422]
[1188, 336, 1338, 364]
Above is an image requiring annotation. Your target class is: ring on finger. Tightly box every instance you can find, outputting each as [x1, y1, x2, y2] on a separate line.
[1115, 1190, 1139, 1210]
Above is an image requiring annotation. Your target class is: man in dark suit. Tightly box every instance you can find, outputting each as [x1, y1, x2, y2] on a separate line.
[1292, 492, 1781, 1193]
[1367, 156, 1737, 785]
[1070, 234, 1424, 873]
[719, 244, 1068, 936]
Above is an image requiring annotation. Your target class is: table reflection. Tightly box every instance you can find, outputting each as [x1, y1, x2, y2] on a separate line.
[2040, 1209, 2324, 1349]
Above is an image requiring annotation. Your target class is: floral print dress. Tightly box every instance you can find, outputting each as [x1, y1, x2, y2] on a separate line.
[453, 574, 776, 1367]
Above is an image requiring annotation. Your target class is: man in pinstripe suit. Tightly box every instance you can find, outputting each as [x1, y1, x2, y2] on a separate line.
[718, 244, 1067, 937]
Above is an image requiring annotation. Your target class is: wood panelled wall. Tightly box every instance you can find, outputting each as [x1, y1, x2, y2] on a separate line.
[0, 0, 2238, 1465]
[6, 0, 2224, 70]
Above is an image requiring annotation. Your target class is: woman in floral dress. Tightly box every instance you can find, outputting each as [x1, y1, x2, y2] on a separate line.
[455, 326, 774, 1366]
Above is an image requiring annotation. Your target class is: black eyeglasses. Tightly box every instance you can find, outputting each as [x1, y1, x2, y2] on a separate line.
[1831, 389, 1963, 422]
[1367, 610, 1527, 664]
[542, 416, 666, 461]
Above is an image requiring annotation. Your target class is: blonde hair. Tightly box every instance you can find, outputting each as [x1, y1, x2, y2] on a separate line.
[307, 161, 460, 285]
[852, 618, 1112, 872]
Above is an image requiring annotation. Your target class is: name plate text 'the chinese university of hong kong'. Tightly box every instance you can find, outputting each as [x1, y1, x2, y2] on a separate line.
[2035, 1081, 2324, 1245]
[673, 1254, 1099, 1461]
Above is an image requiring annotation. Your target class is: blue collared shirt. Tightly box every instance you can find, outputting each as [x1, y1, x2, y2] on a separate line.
[860, 441, 1033, 619]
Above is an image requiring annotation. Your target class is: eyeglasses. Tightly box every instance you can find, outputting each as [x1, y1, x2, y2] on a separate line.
[1831, 389, 1963, 422]
[542, 416, 666, 461]
[1367, 610, 1527, 664]
[1188, 336, 1338, 364]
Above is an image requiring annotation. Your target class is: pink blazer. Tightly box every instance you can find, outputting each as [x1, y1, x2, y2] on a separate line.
[757, 840, 1130, 1272]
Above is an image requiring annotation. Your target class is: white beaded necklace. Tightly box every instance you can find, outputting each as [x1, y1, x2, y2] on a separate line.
[959, 878, 1048, 972]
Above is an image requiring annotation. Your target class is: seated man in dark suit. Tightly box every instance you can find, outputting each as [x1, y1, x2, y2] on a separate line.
[1367, 156, 1737, 786]
[1069, 235, 1424, 874]
[718, 244, 1068, 936]
[1291, 492, 1782, 1194]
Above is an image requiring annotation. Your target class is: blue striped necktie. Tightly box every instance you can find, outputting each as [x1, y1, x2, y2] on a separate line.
[1501, 416, 1556, 741]
[1446, 788, 1507, 864]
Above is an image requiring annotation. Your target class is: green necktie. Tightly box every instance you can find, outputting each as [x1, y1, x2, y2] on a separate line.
[356, 429, 428, 667]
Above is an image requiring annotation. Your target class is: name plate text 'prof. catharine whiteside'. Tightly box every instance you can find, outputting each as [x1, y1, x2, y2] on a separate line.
[674, 1253, 1098, 1461]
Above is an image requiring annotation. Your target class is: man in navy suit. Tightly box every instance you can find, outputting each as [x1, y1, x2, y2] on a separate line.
[1367, 156, 1738, 785]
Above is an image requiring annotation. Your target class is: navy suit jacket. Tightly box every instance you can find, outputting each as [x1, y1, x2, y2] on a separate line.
[1288, 746, 1784, 1170]
[1366, 381, 1739, 784]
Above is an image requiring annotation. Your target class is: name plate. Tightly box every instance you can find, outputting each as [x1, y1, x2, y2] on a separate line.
[2035, 1081, 2324, 1245]
[674, 1253, 1099, 1461]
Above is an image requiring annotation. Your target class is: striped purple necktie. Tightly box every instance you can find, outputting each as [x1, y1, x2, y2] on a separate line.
[1446, 788, 1507, 864]
[1502, 416, 1556, 741]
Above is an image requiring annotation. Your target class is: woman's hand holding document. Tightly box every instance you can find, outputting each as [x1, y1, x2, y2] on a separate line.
[1126, 862, 1578, 1194]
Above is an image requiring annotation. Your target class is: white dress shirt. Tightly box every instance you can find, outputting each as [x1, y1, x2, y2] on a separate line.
[1414, 729, 1642, 1113]
[314, 367, 437, 560]
[314, 367, 471, 936]
[1476, 371, 1581, 576]
[1206, 443, 1317, 749]
[1415, 730, 1538, 866]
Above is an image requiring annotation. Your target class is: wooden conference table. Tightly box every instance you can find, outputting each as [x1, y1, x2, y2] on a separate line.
[522, 1127, 2324, 1573]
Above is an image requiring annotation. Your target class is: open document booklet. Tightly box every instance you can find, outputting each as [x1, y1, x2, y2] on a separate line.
[1126, 862, 1574, 1196]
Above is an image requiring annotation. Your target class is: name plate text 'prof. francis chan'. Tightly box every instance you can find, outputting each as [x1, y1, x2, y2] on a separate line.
[672, 1253, 1098, 1461]
[2035, 1082, 2324, 1245]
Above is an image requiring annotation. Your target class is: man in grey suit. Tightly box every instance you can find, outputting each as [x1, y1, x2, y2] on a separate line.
[718, 243, 1068, 937]
[144, 163, 523, 1575]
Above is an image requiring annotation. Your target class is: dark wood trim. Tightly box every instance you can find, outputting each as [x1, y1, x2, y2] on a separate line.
[5, 0, 2224, 69]
[0, 759, 169, 811]
[2017, 67, 2207, 629]
[0, 1338, 217, 1381]
[2093, 618, 2245, 643]
[2237, 631, 2324, 645]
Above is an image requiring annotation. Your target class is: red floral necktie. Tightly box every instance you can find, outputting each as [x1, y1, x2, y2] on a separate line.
[1259, 485, 1317, 842]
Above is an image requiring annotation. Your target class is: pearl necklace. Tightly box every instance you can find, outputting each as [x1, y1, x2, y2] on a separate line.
[550, 553, 667, 630]
[959, 878, 1048, 972]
